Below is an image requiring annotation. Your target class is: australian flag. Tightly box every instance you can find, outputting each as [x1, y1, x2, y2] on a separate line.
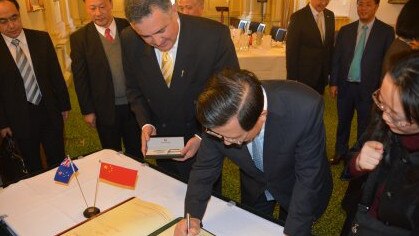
[54, 157, 78, 184]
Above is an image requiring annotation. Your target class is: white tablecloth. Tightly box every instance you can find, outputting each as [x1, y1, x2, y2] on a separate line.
[237, 46, 286, 81]
[0, 149, 283, 235]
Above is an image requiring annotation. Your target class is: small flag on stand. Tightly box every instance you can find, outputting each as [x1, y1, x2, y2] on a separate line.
[99, 162, 138, 188]
[54, 157, 78, 184]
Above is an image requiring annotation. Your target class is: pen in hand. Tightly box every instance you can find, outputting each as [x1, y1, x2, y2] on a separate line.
[186, 213, 190, 235]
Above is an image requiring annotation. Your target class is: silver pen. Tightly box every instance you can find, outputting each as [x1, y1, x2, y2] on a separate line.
[186, 213, 190, 234]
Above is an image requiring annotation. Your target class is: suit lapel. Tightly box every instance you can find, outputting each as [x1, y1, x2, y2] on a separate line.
[303, 5, 323, 45]
[169, 14, 194, 93]
[363, 19, 378, 57]
[0, 36, 23, 90]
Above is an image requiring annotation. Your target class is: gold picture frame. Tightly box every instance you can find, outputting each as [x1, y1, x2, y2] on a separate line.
[388, 0, 408, 4]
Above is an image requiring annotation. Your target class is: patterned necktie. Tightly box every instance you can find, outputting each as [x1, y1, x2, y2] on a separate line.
[316, 11, 325, 43]
[348, 25, 368, 82]
[161, 51, 174, 87]
[11, 39, 42, 105]
[252, 136, 263, 171]
[105, 28, 113, 42]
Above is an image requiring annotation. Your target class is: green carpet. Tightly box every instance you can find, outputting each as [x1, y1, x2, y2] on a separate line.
[64, 82, 357, 235]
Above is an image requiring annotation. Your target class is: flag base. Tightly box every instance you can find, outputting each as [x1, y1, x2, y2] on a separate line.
[83, 206, 100, 218]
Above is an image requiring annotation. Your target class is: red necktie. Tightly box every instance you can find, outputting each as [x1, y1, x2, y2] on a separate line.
[105, 28, 113, 42]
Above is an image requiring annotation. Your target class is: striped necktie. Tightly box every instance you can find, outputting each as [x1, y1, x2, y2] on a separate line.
[11, 39, 42, 105]
[348, 25, 368, 82]
[161, 51, 174, 87]
[252, 136, 263, 171]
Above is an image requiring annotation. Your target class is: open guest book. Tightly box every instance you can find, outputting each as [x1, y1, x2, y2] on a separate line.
[57, 197, 214, 236]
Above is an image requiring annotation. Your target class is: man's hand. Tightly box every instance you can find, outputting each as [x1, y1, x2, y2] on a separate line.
[62, 111, 69, 121]
[173, 218, 201, 236]
[356, 141, 384, 171]
[83, 113, 96, 128]
[0, 127, 12, 138]
[141, 125, 156, 157]
[174, 136, 201, 162]
[329, 86, 338, 98]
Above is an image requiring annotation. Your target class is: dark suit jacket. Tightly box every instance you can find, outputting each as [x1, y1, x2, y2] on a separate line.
[121, 14, 239, 140]
[330, 19, 394, 98]
[70, 18, 130, 126]
[286, 5, 335, 91]
[185, 81, 332, 235]
[0, 29, 70, 138]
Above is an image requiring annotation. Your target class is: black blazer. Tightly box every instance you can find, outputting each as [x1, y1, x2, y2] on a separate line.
[185, 81, 333, 235]
[330, 19, 394, 98]
[0, 29, 70, 138]
[70, 18, 130, 126]
[286, 5, 335, 89]
[121, 14, 239, 140]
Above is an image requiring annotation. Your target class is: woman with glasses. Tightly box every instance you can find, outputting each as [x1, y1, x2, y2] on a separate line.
[341, 51, 419, 235]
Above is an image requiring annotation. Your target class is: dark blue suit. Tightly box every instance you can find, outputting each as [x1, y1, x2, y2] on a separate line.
[330, 19, 394, 156]
[185, 81, 332, 235]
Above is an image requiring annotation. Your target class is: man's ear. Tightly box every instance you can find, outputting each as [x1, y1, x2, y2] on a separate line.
[259, 110, 267, 122]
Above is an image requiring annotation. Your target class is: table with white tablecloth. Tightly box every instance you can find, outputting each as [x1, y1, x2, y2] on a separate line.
[237, 46, 286, 81]
[0, 149, 283, 235]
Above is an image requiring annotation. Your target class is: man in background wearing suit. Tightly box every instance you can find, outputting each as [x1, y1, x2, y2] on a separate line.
[286, 0, 335, 94]
[177, 0, 204, 16]
[122, 0, 239, 182]
[329, 0, 394, 164]
[174, 69, 332, 236]
[0, 0, 71, 173]
[70, 0, 141, 159]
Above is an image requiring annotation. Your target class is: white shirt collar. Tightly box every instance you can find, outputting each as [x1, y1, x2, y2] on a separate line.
[94, 18, 116, 38]
[1, 30, 27, 47]
[309, 3, 322, 18]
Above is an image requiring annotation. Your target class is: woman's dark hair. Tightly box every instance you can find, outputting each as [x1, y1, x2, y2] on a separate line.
[395, 0, 419, 40]
[389, 51, 419, 125]
[196, 69, 264, 131]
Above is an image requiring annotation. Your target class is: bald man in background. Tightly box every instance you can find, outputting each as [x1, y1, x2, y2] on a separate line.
[177, 0, 204, 16]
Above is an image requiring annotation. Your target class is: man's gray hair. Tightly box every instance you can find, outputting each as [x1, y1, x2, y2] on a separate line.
[125, 0, 173, 23]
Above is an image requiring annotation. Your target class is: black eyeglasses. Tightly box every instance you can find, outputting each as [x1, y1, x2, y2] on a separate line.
[205, 128, 248, 145]
[0, 14, 20, 25]
[372, 89, 411, 128]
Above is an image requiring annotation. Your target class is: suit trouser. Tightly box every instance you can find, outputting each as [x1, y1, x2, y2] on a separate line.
[335, 83, 372, 157]
[96, 104, 142, 160]
[15, 101, 64, 174]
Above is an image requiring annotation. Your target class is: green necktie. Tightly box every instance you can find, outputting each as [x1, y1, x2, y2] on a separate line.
[348, 25, 368, 82]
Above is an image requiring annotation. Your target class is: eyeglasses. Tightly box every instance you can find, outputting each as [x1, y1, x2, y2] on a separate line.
[205, 128, 247, 145]
[0, 14, 20, 25]
[372, 89, 412, 127]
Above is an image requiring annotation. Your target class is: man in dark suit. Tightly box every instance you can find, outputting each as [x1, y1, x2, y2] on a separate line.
[121, 0, 239, 182]
[329, 0, 394, 164]
[174, 69, 332, 236]
[286, 0, 335, 94]
[70, 0, 141, 159]
[0, 0, 71, 174]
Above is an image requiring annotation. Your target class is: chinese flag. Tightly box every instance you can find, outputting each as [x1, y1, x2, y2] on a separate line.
[99, 162, 138, 187]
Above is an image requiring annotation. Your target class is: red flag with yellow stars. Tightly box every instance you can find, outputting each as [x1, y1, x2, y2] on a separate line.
[99, 162, 138, 187]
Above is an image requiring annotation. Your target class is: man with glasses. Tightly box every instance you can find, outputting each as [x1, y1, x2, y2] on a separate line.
[174, 69, 332, 236]
[0, 0, 71, 174]
[329, 0, 394, 165]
